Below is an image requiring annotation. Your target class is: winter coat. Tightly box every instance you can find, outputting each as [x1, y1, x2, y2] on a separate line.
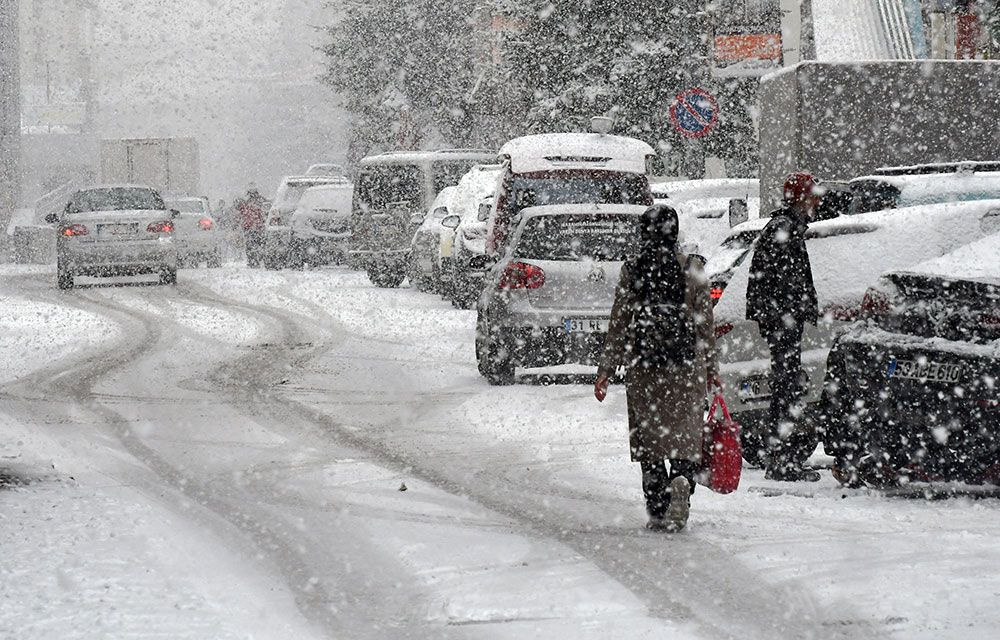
[237, 197, 266, 231]
[745, 208, 818, 332]
[598, 254, 719, 463]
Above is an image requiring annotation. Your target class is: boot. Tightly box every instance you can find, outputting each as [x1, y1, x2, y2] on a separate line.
[663, 476, 691, 532]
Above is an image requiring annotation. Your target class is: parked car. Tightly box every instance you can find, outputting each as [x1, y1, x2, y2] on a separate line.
[408, 185, 458, 291]
[822, 232, 1000, 486]
[287, 183, 355, 268]
[351, 149, 495, 287]
[163, 196, 222, 268]
[440, 165, 503, 308]
[47, 185, 178, 290]
[484, 126, 654, 258]
[476, 204, 647, 385]
[263, 175, 351, 269]
[711, 200, 999, 465]
[849, 170, 1000, 215]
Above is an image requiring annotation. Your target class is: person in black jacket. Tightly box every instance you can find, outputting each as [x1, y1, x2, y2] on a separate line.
[746, 172, 822, 482]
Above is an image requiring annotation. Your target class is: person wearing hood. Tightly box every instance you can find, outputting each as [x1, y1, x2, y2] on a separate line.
[595, 204, 720, 532]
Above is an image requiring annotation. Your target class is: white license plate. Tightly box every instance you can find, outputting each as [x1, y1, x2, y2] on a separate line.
[564, 317, 608, 333]
[98, 223, 137, 238]
[738, 376, 771, 401]
[888, 358, 963, 383]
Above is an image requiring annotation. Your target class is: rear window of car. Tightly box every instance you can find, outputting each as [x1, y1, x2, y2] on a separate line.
[510, 171, 650, 215]
[356, 165, 424, 211]
[67, 188, 165, 213]
[515, 214, 641, 261]
[433, 160, 487, 195]
[165, 199, 205, 213]
[276, 180, 345, 210]
[850, 180, 901, 214]
[300, 188, 353, 215]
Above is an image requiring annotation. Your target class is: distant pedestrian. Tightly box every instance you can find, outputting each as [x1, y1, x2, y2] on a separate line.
[595, 204, 720, 532]
[237, 186, 267, 267]
[746, 172, 822, 482]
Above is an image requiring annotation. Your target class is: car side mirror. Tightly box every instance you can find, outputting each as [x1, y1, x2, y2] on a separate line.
[477, 203, 493, 222]
[170, 209, 181, 219]
[44, 212, 59, 225]
[409, 213, 425, 225]
[468, 254, 496, 270]
[441, 215, 461, 229]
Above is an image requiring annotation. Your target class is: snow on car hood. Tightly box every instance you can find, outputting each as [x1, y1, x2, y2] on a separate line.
[714, 200, 1000, 323]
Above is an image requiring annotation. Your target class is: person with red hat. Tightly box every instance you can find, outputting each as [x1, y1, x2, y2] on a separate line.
[745, 172, 822, 482]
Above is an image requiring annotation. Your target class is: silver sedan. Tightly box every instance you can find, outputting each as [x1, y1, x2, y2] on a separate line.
[475, 203, 646, 384]
[49, 185, 179, 290]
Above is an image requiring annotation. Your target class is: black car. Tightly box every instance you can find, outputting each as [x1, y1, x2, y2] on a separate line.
[822, 235, 1000, 486]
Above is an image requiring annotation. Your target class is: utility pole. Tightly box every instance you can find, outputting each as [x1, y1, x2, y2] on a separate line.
[0, 0, 20, 254]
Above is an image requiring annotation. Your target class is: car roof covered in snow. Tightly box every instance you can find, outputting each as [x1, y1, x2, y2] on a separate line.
[713, 200, 1000, 323]
[453, 165, 503, 222]
[499, 133, 653, 174]
[518, 203, 649, 219]
[902, 232, 1000, 286]
[650, 178, 759, 201]
[359, 149, 495, 166]
[850, 171, 1000, 203]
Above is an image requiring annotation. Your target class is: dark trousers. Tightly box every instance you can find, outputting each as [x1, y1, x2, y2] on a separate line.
[763, 322, 806, 468]
[640, 459, 698, 519]
[244, 227, 264, 266]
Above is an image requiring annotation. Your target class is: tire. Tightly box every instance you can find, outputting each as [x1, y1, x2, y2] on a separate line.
[57, 263, 74, 290]
[367, 263, 405, 288]
[160, 267, 178, 286]
[481, 325, 515, 386]
[207, 249, 223, 269]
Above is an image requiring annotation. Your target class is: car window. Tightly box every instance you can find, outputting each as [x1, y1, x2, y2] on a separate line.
[165, 199, 205, 213]
[67, 188, 165, 213]
[849, 180, 900, 214]
[510, 173, 649, 215]
[356, 165, 424, 211]
[433, 161, 485, 195]
[515, 214, 641, 261]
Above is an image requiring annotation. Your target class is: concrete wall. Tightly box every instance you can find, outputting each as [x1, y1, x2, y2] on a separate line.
[0, 0, 20, 239]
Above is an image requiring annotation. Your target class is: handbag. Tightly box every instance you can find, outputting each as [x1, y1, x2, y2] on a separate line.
[699, 393, 743, 494]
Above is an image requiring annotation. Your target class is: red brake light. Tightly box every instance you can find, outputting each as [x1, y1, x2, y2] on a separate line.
[147, 221, 173, 233]
[714, 322, 734, 339]
[60, 224, 89, 237]
[198, 218, 213, 230]
[710, 286, 723, 301]
[860, 287, 890, 320]
[498, 261, 545, 290]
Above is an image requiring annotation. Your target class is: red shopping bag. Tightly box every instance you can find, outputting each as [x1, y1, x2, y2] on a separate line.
[699, 394, 742, 494]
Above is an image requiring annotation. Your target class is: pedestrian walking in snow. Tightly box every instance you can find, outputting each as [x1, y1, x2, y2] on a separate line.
[238, 186, 267, 268]
[746, 172, 822, 482]
[595, 204, 720, 532]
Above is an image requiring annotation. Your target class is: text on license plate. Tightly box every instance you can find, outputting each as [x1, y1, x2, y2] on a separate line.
[564, 317, 608, 333]
[98, 223, 137, 237]
[738, 376, 771, 401]
[888, 358, 963, 383]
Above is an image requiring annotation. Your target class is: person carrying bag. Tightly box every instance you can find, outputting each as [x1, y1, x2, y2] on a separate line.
[595, 204, 721, 532]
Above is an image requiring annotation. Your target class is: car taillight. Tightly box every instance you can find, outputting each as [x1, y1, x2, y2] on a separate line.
[860, 287, 890, 320]
[198, 218, 213, 230]
[982, 312, 1000, 327]
[147, 221, 173, 233]
[498, 261, 545, 290]
[714, 323, 734, 339]
[60, 224, 88, 237]
[710, 286, 723, 302]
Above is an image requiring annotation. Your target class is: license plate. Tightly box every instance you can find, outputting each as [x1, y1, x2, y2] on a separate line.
[888, 358, 963, 383]
[98, 223, 137, 238]
[564, 317, 608, 333]
[738, 376, 771, 401]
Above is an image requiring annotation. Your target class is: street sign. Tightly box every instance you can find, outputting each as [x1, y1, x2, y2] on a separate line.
[669, 88, 719, 139]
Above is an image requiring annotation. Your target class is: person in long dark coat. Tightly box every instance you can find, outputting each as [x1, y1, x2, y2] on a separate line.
[595, 205, 719, 532]
[746, 172, 821, 482]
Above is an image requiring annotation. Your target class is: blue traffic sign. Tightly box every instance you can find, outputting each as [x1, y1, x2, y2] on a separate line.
[669, 88, 720, 139]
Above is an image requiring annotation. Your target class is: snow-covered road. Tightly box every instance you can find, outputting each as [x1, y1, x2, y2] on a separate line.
[2, 265, 998, 639]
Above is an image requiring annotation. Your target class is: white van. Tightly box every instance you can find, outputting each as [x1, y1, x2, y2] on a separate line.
[351, 149, 495, 287]
[484, 125, 656, 257]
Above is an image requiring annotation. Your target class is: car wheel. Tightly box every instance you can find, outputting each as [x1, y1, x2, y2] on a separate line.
[482, 325, 515, 386]
[160, 267, 178, 285]
[57, 263, 74, 290]
[368, 263, 405, 288]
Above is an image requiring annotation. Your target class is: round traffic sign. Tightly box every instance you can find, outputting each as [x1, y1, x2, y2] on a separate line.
[669, 88, 719, 139]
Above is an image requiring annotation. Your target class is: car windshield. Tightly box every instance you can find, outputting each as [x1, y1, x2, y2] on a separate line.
[516, 214, 641, 261]
[510, 172, 649, 216]
[356, 165, 424, 211]
[165, 199, 205, 213]
[66, 188, 165, 213]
